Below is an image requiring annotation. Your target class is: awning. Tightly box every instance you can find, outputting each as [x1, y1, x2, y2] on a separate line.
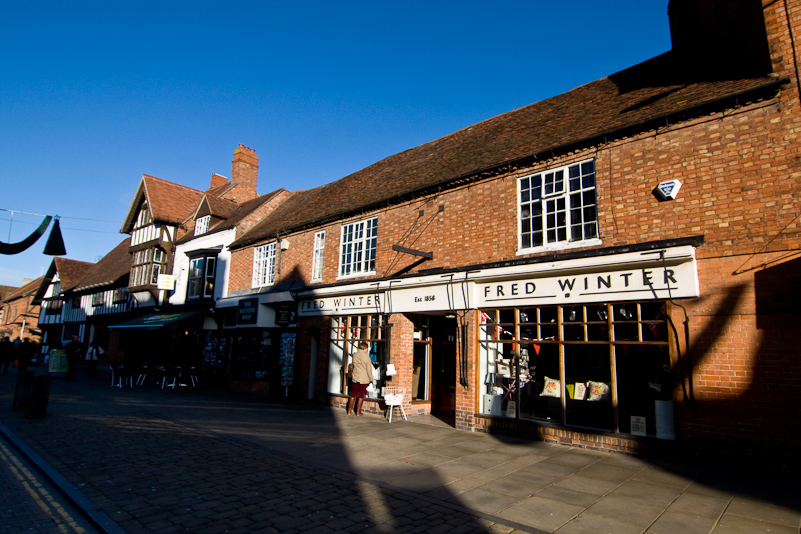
[108, 311, 204, 329]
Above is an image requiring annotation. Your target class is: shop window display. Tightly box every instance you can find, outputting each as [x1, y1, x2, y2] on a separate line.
[229, 332, 277, 383]
[328, 314, 388, 399]
[478, 301, 674, 439]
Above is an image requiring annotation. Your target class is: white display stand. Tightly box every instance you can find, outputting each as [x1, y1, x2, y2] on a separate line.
[382, 387, 407, 423]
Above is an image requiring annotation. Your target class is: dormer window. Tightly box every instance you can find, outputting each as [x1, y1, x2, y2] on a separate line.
[195, 215, 210, 236]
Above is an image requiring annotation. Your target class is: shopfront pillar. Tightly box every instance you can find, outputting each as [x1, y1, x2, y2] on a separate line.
[388, 313, 414, 407]
[455, 311, 478, 432]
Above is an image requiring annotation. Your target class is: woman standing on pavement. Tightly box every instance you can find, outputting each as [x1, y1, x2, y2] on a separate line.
[346, 341, 373, 416]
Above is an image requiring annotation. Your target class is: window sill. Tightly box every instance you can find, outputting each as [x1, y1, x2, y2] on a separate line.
[516, 238, 602, 256]
[250, 283, 274, 290]
[336, 271, 376, 281]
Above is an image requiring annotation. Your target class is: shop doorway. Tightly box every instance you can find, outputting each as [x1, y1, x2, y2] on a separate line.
[429, 315, 457, 419]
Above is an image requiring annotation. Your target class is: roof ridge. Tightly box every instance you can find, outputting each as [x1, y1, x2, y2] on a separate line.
[143, 174, 204, 195]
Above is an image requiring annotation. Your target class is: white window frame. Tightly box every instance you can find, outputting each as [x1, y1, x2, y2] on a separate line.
[339, 217, 377, 278]
[252, 242, 277, 288]
[194, 215, 210, 236]
[311, 231, 325, 282]
[188, 256, 216, 299]
[518, 158, 601, 254]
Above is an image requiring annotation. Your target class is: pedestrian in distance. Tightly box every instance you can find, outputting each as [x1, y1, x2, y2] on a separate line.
[346, 341, 373, 416]
[0, 336, 14, 375]
[64, 335, 82, 382]
[85, 341, 104, 379]
[17, 338, 34, 373]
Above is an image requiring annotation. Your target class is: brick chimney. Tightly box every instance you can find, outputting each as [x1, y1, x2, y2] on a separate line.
[668, 0, 771, 78]
[209, 173, 227, 189]
[231, 144, 259, 202]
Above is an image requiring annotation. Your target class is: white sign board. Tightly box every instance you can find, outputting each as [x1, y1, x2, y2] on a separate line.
[157, 274, 176, 291]
[297, 246, 700, 316]
[476, 262, 699, 308]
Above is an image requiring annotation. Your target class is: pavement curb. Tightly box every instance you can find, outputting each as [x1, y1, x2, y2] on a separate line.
[0, 421, 126, 534]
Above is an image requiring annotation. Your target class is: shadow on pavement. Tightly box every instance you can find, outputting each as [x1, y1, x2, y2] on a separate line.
[0, 368, 799, 534]
[0, 370, 533, 533]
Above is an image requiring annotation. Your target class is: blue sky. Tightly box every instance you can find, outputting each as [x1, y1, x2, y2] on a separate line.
[0, 1, 671, 287]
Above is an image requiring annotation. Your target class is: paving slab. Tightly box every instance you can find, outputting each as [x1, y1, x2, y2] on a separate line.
[453, 486, 523, 515]
[712, 514, 800, 534]
[533, 486, 599, 508]
[646, 510, 719, 534]
[552, 473, 624, 496]
[609, 479, 685, 506]
[498, 495, 584, 532]
[555, 512, 648, 534]
[724, 495, 801, 527]
[583, 493, 664, 527]
[667, 492, 729, 519]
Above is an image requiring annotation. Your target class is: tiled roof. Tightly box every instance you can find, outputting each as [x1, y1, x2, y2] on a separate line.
[232, 51, 783, 248]
[54, 258, 95, 291]
[0, 285, 19, 300]
[215, 189, 287, 231]
[143, 175, 205, 225]
[73, 238, 132, 291]
[2, 276, 45, 302]
[205, 182, 236, 198]
[205, 196, 239, 220]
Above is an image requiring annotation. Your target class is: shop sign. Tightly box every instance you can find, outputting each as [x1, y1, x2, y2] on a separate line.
[237, 298, 258, 325]
[275, 302, 297, 326]
[477, 262, 699, 307]
[390, 283, 471, 312]
[298, 294, 382, 316]
[157, 274, 175, 291]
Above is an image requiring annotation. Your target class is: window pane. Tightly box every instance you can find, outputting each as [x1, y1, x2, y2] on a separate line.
[569, 163, 581, 190]
[615, 345, 672, 437]
[564, 344, 613, 431]
[519, 343, 561, 422]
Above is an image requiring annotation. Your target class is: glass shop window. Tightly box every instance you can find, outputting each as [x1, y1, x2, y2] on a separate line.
[477, 300, 673, 439]
[327, 314, 388, 399]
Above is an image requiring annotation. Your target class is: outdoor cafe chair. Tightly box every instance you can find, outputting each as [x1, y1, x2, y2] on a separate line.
[162, 366, 181, 389]
[135, 365, 149, 386]
[116, 365, 134, 388]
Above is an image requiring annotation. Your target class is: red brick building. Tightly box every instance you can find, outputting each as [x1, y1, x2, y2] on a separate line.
[205, 0, 801, 470]
[0, 277, 45, 343]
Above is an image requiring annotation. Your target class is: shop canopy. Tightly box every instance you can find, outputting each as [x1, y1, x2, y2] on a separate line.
[109, 311, 204, 329]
